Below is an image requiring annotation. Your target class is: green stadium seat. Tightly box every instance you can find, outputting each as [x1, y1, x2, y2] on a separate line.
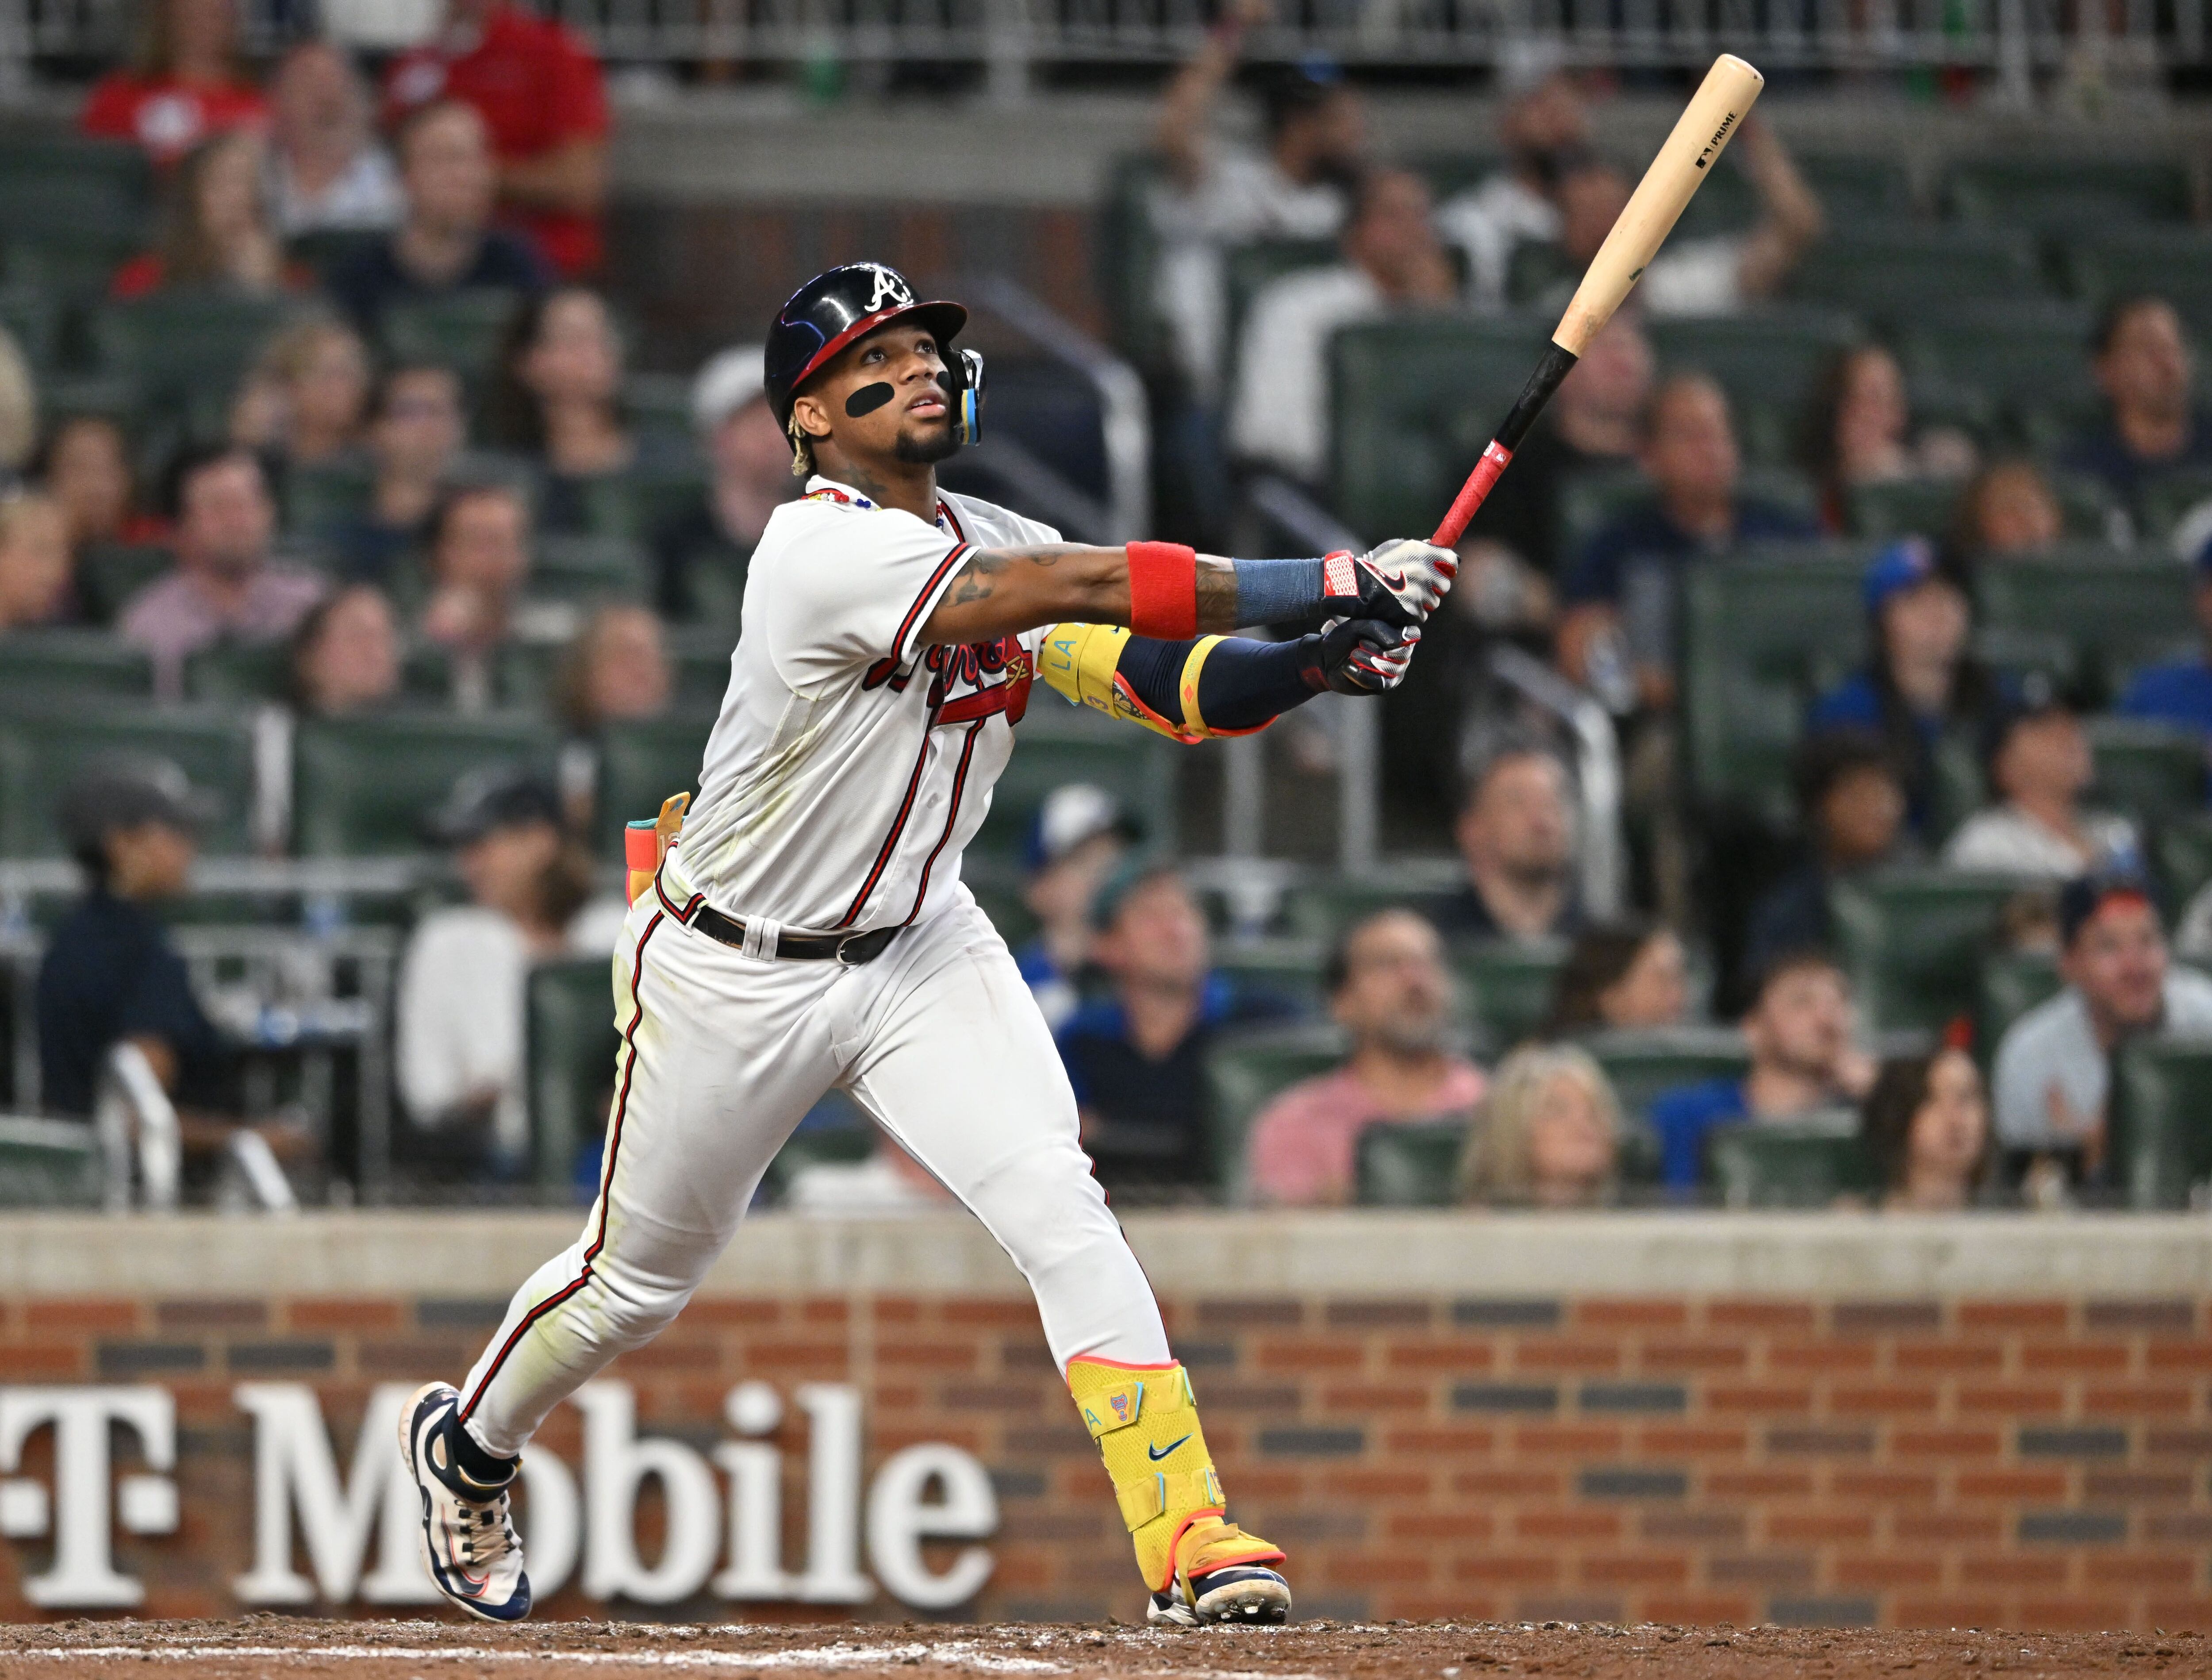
[0, 700, 258, 856]
[1796, 153, 1916, 226]
[183, 640, 293, 704]
[1282, 877, 1452, 942]
[1451, 939, 1569, 1052]
[594, 712, 716, 858]
[1976, 948, 2061, 1059]
[975, 702, 1178, 864]
[1213, 939, 1328, 1014]
[0, 1114, 103, 1207]
[2154, 812, 2212, 907]
[1680, 546, 1875, 822]
[1410, 149, 1508, 201]
[623, 373, 694, 446]
[526, 956, 621, 1196]
[1829, 869, 2029, 1034]
[2059, 227, 2212, 342]
[1583, 1027, 1751, 1121]
[0, 631, 151, 701]
[665, 628, 737, 709]
[1330, 315, 1552, 543]
[2109, 1034, 2212, 1209]
[283, 461, 375, 536]
[1204, 1025, 1345, 1198]
[764, 1103, 881, 1202]
[1791, 227, 2043, 325]
[75, 542, 174, 626]
[92, 292, 301, 411]
[967, 880, 1037, 948]
[1706, 1114, 1877, 1208]
[292, 711, 557, 856]
[1974, 547, 2194, 703]
[285, 227, 387, 285]
[1947, 158, 2192, 234]
[2085, 717, 2205, 827]
[1354, 1117, 1467, 1207]
[1225, 237, 1343, 385]
[0, 282, 60, 373]
[1848, 470, 2119, 546]
[378, 289, 524, 392]
[533, 534, 650, 604]
[0, 131, 148, 214]
[576, 467, 708, 543]
[1901, 301, 2099, 446]
[1645, 308, 1862, 423]
[1098, 154, 1173, 379]
[2133, 465, 2212, 545]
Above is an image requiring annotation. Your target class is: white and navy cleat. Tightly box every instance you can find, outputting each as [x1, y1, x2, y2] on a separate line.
[1147, 1562, 1294, 1627]
[400, 1381, 532, 1622]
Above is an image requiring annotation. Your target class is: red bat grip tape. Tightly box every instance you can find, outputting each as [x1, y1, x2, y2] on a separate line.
[1126, 541, 1199, 639]
[1431, 440, 1514, 548]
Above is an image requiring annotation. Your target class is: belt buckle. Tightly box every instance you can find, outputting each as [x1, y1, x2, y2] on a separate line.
[834, 933, 869, 966]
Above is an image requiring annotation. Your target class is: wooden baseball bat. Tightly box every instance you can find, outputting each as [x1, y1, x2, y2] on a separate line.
[1429, 53, 1766, 548]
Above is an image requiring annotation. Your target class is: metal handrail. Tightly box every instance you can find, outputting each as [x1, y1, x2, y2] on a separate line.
[96, 1041, 180, 1213]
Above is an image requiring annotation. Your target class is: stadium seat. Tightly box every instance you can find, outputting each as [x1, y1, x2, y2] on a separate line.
[1354, 1117, 1467, 1207]
[526, 957, 621, 1196]
[1645, 308, 1862, 425]
[1973, 547, 2194, 703]
[1451, 940, 1570, 1052]
[763, 1097, 881, 1202]
[1680, 546, 1875, 822]
[2154, 812, 2212, 908]
[1409, 149, 1508, 201]
[184, 641, 292, 704]
[1828, 869, 2028, 1033]
[74, 542, 174, 626]
[533, 534, 651, 604]
[1098, 154, 1173, 380]
[1213, 939, 1329, 1014]
[0, 135, 149, 298]
[283, 461, 374, 536]
[2109, 1034, 2212, 1209]
[285, 227, 386, 286]
[1947, 158, 2192, 234]
[0, 282, 60, 373]
[577, 468, 708, 544]
[2059, 227, 2212, 342]
[594, 712, 718, 858]
[1847, 471, 2119, 547]
[1330, 315, 1553, 542]
[1283, 877, 1453, 942]
[1706, 1113, 1877, 1208]
[92, 293, 301, 414]
[665, 629, 737, 709]
[0, 700, 258, 856]
[975, 704, 1178, 864]
[378, 289, 524, 393]
[0, 631, 151, 701]
[1976, 948, 2061, 1058]
[291, 711, 558, 856]
[1790, 227, 2044, 325]
[1584, 1027, 1751, 1121]
[1225, 237, 1343, 386]
[2085, 716, 2205, 827]
[1900, 301, 2099, 447]
[1205, 1026, 1346, 1197]
[1795, 152, 1916, 226]
[0, 1114, 103, 1207]
[2133, 465, 2212, 545]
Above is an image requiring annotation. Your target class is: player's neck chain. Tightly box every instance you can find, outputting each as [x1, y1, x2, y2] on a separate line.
[805, 480, 956, 534]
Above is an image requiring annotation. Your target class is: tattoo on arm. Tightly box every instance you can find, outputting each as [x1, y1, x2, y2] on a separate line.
[943, 544, 1076, 608]
[1194, 558, 1239, 632]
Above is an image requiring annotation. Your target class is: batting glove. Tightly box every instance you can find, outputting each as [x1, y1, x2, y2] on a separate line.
[1301, 619, 1421, 696]
[1321, 539, 1459, 630]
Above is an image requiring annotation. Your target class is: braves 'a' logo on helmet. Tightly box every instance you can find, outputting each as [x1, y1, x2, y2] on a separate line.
[861, 264, 916, 315]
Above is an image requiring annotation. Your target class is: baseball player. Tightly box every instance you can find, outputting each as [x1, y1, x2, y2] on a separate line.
[403, 261, 1456, 1628]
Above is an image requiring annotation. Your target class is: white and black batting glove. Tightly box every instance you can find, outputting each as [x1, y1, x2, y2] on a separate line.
[1321, 539, 1458, 630]
[1301, 619, 1421, 696]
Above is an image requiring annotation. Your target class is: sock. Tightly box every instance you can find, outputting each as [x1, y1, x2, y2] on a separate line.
[446, 1412, 519, 1489]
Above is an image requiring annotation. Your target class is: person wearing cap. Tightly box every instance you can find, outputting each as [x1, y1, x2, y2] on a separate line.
[1015, 784, 1137, 1031]
[395, 767, 626, 1179]
[1991, 873, 2212, 1186]
[1052, 861, 1298, 1200]
[1942, 696, 2138, 880]
[2117, 534, 2212, 740]
[1805, 537, 2010, 835]
[649, 344, 796, 626]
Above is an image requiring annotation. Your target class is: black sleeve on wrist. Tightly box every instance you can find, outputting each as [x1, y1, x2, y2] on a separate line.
[1118, 634, 1321, 734]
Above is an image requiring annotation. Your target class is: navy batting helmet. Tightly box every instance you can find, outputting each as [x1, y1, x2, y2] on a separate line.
[764, 263, 982, 469]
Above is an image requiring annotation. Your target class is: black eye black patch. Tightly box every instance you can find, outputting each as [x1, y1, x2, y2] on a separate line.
[844, 382, 896, 418]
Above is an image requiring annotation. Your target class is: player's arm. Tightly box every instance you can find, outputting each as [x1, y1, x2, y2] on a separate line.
[1037, 617, 1419, 744]
[917, 538, 1458, 648]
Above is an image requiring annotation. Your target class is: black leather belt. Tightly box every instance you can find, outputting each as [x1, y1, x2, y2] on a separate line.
[691, 903, 902, 965]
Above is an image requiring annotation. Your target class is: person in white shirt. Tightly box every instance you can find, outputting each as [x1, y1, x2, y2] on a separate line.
[1228, 167, 1460, 483]
[1943, 699, 2138, 880]
[266, 40, 404, 236]
[1435, 70, 1590, 308]
[396, 769, 627, 1177]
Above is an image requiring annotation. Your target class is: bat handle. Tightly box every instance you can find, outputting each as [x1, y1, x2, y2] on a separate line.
[1427, 342, 1582, 550]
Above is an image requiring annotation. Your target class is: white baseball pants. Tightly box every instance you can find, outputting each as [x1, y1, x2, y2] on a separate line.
[456, 878, 1171, 1457]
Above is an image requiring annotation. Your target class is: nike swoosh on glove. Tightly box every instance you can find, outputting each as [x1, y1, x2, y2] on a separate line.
[1320, 539, 1458, 629]
[1301, 620, 1421, 696]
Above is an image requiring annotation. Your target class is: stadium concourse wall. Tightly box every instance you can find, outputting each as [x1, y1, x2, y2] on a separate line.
[0, 1212, 2209, 1631]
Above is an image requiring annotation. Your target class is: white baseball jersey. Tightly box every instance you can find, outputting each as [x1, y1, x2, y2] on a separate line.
[668, 475, 1058, 937]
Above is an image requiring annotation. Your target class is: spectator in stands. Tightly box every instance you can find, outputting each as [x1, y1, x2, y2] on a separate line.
[1247, 908, 1486, 1206]
[1056, 861, 1297, 1200]
[325, 363, 467, 584]
[1992, 872, 2212, 1185]
[487, 287, 646, 532]
[419, 480, 531, 705]
[112, 129, 303, 300]
[266, 39, 403, 237]
[551, 603, 670, 734]
[230, 317, 373, 471]
[1800, 344, 1977, 532]
[1743, 730, 1909, 982]
[36, 415, 163, 558]
[1436, 742, 1581, 944]
[1228, 167, 1460, 485]
[1559, 374, 1819, 711]
[1806, 538, 2008, 835]
[2117, 536, 2212, 738]
[288, 583, 401, 717]
[1943, 697, 2136, 880]
[1539, 918, 1691, 1038]
[397, 768, 626, 1179]
[1455, 1043, 1621, 1208]
[1435, 70, 1590, 307]
[118, 445, 324, 698]
[1148, 22, 1366, 401]
[0, 491, 76, 630]
[80, 0, 265, 165]
[654, 345, 793, 624]
[1860, 1049, 1991, 1213]
[382, 0, 611, 278]
[329, 100, 551, 336]
[2064, 297, 2212, 508]
[1015, 784, 1136, 1032]
[38, 761, 311, 1172]
[1649, 950, 1875, 1192]
[1947, 458, 2066, 562]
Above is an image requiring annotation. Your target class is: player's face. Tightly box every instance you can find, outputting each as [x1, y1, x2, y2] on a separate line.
[808, 325, 959, 468]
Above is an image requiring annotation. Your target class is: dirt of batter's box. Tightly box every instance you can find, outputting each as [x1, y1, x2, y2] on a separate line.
[1, 1617, 2208, 1679]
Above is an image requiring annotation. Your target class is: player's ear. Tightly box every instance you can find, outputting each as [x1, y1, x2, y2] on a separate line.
[790, 392, 833, 442]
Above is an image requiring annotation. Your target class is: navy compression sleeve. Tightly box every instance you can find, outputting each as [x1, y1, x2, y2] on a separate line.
[1115, 634, 1318, 734]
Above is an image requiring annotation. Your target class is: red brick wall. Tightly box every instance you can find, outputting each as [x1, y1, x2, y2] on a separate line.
[4, 1290, 2208, 1630]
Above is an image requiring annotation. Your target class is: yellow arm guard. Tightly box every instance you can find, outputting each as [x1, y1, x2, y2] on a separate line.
[1037, 622, 1260, 743]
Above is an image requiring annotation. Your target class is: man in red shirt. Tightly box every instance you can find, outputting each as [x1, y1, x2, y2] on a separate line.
[81, 0, 265, 165]
[382, 0, 609, 276]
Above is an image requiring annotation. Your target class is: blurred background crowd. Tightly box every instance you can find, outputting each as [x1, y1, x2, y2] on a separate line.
[3, 0, 2212, 1219]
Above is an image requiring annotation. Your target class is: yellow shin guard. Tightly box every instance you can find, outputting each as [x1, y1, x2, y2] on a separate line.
[1066, 1357, 1286, 1596]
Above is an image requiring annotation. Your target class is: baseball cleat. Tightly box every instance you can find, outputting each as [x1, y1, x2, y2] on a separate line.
[1145, 1514, 1292, 1626]
[401, 1381, 531, 1622]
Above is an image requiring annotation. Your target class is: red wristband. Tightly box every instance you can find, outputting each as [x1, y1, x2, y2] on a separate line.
[1125, 541, 1199, 640]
